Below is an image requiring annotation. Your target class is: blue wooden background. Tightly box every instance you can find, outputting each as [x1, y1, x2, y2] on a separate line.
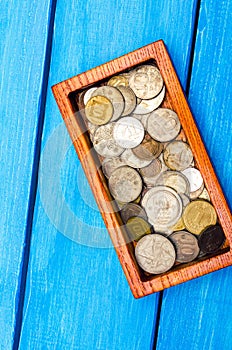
[1, 0, 231, 349]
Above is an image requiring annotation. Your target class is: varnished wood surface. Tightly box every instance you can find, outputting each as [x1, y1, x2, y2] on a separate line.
[1, 0, 232, 349]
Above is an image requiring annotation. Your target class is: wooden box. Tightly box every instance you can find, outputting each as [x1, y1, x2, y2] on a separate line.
[52, 40, 232, 298]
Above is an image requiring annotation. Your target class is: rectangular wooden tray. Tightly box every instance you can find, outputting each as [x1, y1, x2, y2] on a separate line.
[52, 40, 232, 298]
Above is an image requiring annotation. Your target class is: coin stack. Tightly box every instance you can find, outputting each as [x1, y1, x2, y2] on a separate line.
[78, 64, 226, 275]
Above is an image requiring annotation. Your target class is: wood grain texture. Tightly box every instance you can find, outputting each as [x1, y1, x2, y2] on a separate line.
[0, 1, 52, 348]
[156, 1, 232, 349]
[18, 0, 198, 348]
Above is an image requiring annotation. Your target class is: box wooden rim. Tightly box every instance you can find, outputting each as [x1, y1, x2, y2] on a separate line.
[52, 40, 232, 298]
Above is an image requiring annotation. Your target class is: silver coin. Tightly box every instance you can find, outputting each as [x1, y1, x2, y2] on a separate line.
[135, 234, 176, 274]
[163, 140, 193, 171]
[92, 86, 125, 121]
[121, 149, 152, 168]
[102, 157, 126, 178]
[129, 65, 163, 99]
[92, 123, 124, 158]
[179, 193, 190, 207]
[120, 203, 147, 223]
[132, 113, 150, 130]
[198, 187, 211, 201]
[181, 167, 204, 199]
[147, 108, 181, 142]
[133, 85, 165, 115]
[108, 166, 142, 203]
[87, 121, 98, 141]
[141, 186, 183, 231]
[83, 87, 98, 105]
[113, 117, 145, 149]
[169, 231, 200, 263]
[116, 86, 137, 116]
[156, 170, 190, 196]
[139, 159, 162, 187]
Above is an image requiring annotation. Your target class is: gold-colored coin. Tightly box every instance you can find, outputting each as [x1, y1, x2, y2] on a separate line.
[183, 200, 217, 235]
[85, 96, 113, 125]
[107, 75, 129, 87]
[170, 216, 185, 231]
[126, 217, 152, 241]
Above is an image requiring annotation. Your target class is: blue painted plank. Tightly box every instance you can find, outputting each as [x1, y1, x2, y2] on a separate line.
[156, 1, 232, 350]
[19, 0, 198, 349]
[0, 0, 54, 348]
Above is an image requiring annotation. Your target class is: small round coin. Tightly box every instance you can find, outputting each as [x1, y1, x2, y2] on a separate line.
[169, 231, 200, 263]
[116, 86, 137, 116]
[129, 65, 164, 99]
[120, 203, 147, 223]
[92, 123, 124, 157]
[107, 75, 129, 87]
[126, 217, 152, 241]
[135, 234, 176, 274]
[163, 140, 193, 171]
[147, 108, 181, 142]
[113, 117, 145, 149]
[155, 170, 190, 196]
[183, 200, 217, 235]
[85, 95, 113, 125]
[108, 166, 142, 203]
[133, 85, 166, 114]
[141, 186, 183, 230]
[92, 86, 124, 121]
[198, 225, 226, 253]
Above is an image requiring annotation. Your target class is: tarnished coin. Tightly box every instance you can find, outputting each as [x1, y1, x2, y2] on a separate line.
[102, 157, 126, 178]
[92, 123, 124, 157]
[107, 75, 129, 87]
[85, 96, 113, 125]
[113, 117, 145, 149]
[92, 86, 124, 121]
[163, 140, 193, 171]
[83, 87, 98, 105]
[183, 200, 217, 235]
[199, 188, 211, 201]
[132, 135, 163, 161]
[116, 86, 137, 116]
[133, 85, 165, 114]
[126, 217, 152, 241]
[139, 158, 162, 177]
[121, 148, 152, 168]
[155, 170, 190, 196]
[141, 186, 183, 230]
[182, 168, 204, 199]
[108, 166, 142, 203]
[169, 231, 200, 263]
[120, 203, 147, 223]
[135, 234, 176, 274]
[129, 65, 163, 99]
[132, 113, 150, 129]
[147, 108, 181, 142]
[198, 225, 226, 253]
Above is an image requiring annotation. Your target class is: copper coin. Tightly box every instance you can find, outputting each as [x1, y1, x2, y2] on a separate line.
[132, 136, 163, 161]
[169, 231, 200, 263]
[120, 203, 147, 223]
[198, 225, 226, 253]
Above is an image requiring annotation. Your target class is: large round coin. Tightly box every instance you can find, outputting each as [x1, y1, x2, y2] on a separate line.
[120, 203, 147, 223]
[163, 140, 193, 171]
[183, 200, 217, 235]
[126, 217, 152, 241]
[92, 123, 124, 158]
[113, 117, 145, 149]
[147, 108, 181, 142]
[169, 231, 200, 263]
[129, 65, 163, 99]
[156, 170, 190, 196]
[133, 85, 166, 114]
[198, 225, 226, 253]
[91, 86, 124, 121]
[108, 166, 142, 203]
[141, 186, 183, 230]
[85, 96, 113, 125]
[135, 234, 176, 274]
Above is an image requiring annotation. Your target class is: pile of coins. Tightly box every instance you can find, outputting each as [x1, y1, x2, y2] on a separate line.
[78, 63, 226, 275]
